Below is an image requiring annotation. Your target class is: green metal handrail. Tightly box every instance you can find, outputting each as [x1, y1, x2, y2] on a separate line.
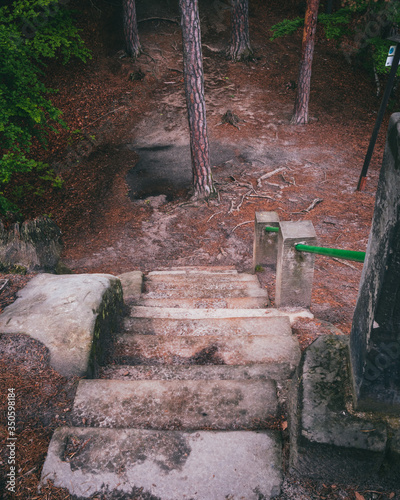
[295, 244, 365, 262]
[264, 226, 365, 262]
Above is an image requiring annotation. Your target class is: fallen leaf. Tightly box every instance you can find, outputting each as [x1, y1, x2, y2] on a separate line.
[281, 421, 288, 430]
[355, 492, 365, 500]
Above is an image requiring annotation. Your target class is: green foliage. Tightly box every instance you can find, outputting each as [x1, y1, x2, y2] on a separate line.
[319, 10, 352, 40]
[270, 1, 400, 77]
[270, 17, 303, 41]
[0, 0, 90, 215]
[270, 9, 352, 41]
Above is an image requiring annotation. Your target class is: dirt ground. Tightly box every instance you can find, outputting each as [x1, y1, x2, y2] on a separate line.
[1, 0, 399, 498]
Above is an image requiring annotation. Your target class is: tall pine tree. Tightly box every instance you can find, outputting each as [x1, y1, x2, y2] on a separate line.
[123, 0, 141, 58]
[228, 0, 253, 62]
[179, 0, 215, 198]
[291, 0, 320, 124]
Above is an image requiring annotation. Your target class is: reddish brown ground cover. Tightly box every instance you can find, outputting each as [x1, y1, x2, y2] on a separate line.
[1, 0, 399, 498]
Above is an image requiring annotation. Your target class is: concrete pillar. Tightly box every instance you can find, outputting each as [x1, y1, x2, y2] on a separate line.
[350, 113, 400, 414]
[252, 211, 280, 271]
[275, 221, 317, 308]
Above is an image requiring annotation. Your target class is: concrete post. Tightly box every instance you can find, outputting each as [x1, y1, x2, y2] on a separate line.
[350, 113, 400, 414]
[252, 211, 280, 271]
[275, 221, 317, 308]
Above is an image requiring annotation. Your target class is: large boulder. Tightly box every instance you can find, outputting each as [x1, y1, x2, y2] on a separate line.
[0, 273, 123, 377]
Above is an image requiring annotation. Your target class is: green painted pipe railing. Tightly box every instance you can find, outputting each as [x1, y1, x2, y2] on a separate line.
[264, 226, 365, 262]
[295, 244, 365, 262]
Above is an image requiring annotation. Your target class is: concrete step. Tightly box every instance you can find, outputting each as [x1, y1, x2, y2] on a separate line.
[122, 314, 292, 337]
[137, 296, 269, 308]
[99, 363, 293, 381]
[41, 427, 283, 499]
[112, 334, 300, 374]
[148, 265, 238, 275]
[142, 286, 268, 300]
[145, 272, 257, 284]
[70, 379, 278, 430]
[143, 279, 266, 300]
[128, 305, 314, 324]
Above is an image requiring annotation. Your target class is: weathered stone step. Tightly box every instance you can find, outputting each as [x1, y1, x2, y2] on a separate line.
[123, 315, 291, 337]
[143, 279, 266, 300]
[128, 305, 314, 324]
[143, 286, 267, 300]
[112, 333, 300, 372]
[145, 272, 257, 284]
[148, 265, 238, 275]
[137, 296, 269, 308]
[99, 363, 292, 381]
[41, 427, 282, 499]
[71, 379, 278, 430]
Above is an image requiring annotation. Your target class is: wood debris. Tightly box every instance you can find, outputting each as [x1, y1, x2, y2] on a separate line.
[221, 110, 241, 130]
[257, 167, 286, 188]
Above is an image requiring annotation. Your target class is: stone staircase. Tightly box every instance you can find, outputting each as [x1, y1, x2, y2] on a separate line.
[41, 267, 301, 499]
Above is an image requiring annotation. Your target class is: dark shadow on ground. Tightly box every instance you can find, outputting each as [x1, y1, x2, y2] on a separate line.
[126, 142, 236, 200]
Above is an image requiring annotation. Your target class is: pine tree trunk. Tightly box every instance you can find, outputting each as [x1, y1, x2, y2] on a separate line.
[123, 0, 141, 59]
[229, 0, 253, 62]
[291, 0, 320, 124]
[179, 0, 215, 199]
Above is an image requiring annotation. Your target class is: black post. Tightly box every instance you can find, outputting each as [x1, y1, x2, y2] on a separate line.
[357, 41, 400, 191]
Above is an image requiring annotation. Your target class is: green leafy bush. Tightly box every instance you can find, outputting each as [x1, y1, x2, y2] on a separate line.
[0, 0, 90, 215]
[270, 9, 352, 42]
[270, 1, 400, 76]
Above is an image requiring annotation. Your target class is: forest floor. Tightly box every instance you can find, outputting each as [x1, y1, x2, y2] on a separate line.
[1, 0, 399, 498]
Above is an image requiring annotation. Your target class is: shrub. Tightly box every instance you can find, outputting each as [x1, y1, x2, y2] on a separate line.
[0, 0, 90, 215]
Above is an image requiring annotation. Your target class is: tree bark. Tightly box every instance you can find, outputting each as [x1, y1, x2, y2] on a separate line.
[179, 0, 215, 199]
[123, 0, 141, 59]
[228, 0, 253, 62]
[291, 0, 320, 124]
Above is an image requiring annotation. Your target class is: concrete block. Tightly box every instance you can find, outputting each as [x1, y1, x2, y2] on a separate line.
[350, 113, 400, 413]
[275, 221, 317, 308]
[41, 427, 283, 499]
[289, 335, 388, 483]
[0, 274, 123, 377]
[118, 271, 143, 303]
[71, 379, 278, 429]
[253, 211, 280, 270]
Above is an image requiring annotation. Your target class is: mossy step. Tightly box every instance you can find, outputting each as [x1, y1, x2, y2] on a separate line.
[41, 427, 283, 499]
[70, 379, 278, 430]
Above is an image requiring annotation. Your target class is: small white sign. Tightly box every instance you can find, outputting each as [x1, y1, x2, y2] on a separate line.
[386, 45, 400, 66]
